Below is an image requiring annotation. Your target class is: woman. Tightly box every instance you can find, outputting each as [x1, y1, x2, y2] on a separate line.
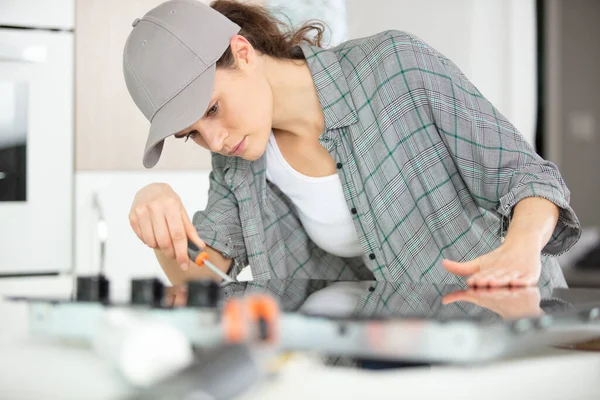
[124, 0, 580, 288]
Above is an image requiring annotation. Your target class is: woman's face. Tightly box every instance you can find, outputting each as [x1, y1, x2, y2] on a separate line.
[174, 64, 273, 161]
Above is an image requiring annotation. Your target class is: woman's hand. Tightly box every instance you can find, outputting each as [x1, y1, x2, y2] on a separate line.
[129, 183, 205, 270]
[442, 286, 543, 320]
[442, 242, 541, 287]
[165, 284, 188, 307]
[443, 197, 561, 287]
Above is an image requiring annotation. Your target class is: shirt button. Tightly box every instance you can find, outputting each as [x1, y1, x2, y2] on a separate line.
[336, 163, 343, 169]
[369, 253, 376, 260]
[351, 208, 357, 215]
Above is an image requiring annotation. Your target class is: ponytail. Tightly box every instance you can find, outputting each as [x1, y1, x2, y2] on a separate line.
[210, 0, 326, 67]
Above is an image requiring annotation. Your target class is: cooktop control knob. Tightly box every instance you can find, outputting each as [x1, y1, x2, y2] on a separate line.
[131, 278, 164, 307]
[186, 279, 221, 308]
[76, 275, 110, 303]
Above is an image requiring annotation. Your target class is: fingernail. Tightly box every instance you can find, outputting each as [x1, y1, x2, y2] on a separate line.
[181, 263, 188, 270]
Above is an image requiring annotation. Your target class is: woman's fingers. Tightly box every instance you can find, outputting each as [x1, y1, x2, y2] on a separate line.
[166, 205, 191, 270]
[137, 206, 158, 249]
[183, 210, 206, 249]
[442, 290, 476, 305]
[488, 270, 520, 287]
[467, 269, 499, 287]
[129, 213, 144, 243]
[164, 285, 187, 307]
[151, 204, 175, 259]
[467, 268, 538, 288]
[442, 258, 481, 277]
[509, 272, 538, 287]
[129, 183, 205, 273]
[484, 270, 520, 288]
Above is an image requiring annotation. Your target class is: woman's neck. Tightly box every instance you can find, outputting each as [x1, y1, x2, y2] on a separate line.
[263, 56, 325, 140]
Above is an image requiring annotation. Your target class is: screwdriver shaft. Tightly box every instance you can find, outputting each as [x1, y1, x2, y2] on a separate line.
[203, 259, 234, 283]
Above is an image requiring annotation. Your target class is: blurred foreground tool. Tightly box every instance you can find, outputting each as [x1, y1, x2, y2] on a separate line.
[123, 343, 263, 400]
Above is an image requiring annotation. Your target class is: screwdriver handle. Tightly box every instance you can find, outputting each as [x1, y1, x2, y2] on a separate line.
[187, 240, 234, 283]
[194, 251, 209, 265]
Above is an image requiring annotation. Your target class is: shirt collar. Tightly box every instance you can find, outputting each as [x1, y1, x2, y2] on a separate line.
[298, 43, 358, 130]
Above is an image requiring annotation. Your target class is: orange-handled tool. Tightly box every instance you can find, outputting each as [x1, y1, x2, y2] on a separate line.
[188, 240, 234, 283]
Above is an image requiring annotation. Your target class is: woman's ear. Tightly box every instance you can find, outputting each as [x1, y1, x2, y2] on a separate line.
[229, 35, 256, 70]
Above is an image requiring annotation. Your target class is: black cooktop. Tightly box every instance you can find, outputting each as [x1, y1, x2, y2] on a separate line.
[221, 279, 600, 323]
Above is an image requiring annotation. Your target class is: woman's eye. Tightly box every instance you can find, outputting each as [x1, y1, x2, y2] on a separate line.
[206, 102, 218, 117]
[184, 131, 197, 142]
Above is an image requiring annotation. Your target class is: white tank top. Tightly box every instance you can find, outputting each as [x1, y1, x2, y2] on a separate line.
[265, 133, 363, 258]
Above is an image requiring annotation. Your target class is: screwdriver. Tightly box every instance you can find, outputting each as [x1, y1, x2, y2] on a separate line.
[187, 240, 234, 283]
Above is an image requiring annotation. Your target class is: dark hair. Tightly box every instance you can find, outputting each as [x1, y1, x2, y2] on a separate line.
[210, 0, 326, 67]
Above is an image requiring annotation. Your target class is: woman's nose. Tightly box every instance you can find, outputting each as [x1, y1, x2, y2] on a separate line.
[205, 130, 226, 153]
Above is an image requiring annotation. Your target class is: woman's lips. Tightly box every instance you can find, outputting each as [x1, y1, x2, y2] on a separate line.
[229, 137, 246, 156]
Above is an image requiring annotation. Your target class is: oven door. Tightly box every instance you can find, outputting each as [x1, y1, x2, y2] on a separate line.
[0, 27, 73, 275]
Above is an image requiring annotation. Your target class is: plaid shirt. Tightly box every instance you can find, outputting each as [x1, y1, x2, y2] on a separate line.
[193, 30, 581, 286]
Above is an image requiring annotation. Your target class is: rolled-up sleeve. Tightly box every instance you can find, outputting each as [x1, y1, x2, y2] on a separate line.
[404, 32, 581, 256]
[192, 155, 247, 277]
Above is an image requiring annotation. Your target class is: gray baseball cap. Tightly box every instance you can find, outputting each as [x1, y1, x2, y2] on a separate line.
[123, 0, 240, 168]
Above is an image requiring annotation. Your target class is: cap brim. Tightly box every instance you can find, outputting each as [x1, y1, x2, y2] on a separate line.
[142, 63, 216, 168]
